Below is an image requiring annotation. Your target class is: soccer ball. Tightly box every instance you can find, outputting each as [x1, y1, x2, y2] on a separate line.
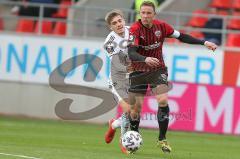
[121, 131, 143, 152]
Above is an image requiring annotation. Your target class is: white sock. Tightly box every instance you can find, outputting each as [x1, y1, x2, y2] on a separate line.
[111, 117, 122, 129]
[120, 113, 129, 137]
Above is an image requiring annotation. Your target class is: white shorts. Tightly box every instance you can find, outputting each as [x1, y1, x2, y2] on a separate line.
[110, 78, 129, 102]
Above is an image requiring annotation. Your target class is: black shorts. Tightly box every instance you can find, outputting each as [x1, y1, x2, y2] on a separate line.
[128, 67, 168, 94]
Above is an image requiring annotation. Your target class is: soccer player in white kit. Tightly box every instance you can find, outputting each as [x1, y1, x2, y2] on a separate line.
[103, 9, 132, 154]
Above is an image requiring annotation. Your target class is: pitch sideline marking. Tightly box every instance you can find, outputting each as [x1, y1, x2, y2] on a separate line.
[0, 152, 42, 159]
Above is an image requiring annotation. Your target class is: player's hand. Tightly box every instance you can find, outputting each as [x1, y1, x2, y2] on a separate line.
[127, 64, 134, 73]
[204, 41, 218, 52]
[145, 57, 160, 67]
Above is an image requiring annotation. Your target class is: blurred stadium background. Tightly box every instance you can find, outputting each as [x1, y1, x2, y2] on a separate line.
[0, 0, 240, 158]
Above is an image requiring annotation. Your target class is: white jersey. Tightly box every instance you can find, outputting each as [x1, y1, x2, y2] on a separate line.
[104, 26, 129, 56]
[103, 26, 130, 80]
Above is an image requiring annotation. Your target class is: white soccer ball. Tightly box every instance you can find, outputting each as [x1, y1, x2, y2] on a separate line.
[121, 131, 143, 152]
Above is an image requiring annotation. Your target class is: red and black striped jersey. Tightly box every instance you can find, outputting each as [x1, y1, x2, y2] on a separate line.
[129, 19, 174, 72]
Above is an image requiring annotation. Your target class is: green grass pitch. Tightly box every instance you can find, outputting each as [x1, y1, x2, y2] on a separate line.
[0, 116, 239, 159]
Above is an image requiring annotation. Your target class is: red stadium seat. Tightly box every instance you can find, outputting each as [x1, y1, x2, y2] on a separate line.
[232, 0, 240, 10]
[53, 22, 66, 35]
[16, 19, 35, 33]
[226, 34, 240, 47]
[187, 10, 209, 27]
[227, 12, 240, 29]
[0, 18, 3, 31]
[189, 31, 205, 39]
[216, 10, 229, 16]
[52, 1, 72, 18]
[34, 20, 53, 34]
[210, 0, 232, 9]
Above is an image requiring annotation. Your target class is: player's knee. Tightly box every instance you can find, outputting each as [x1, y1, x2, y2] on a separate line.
[135, 98, 144, 106]
[158, 98, 168, 107]
[156, 94, 168, 107]
[130, 109, 140, 120]
[119, 99, 130, 113]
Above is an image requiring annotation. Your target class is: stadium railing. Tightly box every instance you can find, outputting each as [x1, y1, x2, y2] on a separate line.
[0, 0, 239, 50]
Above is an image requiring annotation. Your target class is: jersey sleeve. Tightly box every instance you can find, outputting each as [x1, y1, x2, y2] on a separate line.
[163, 22, 174, 37]
[128, 24, 140, 47]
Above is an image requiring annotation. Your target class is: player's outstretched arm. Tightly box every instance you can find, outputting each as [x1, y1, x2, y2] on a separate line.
[177, 33, 205, 45]
[170, 30, 218, 51]
[178, 33, 217, 51]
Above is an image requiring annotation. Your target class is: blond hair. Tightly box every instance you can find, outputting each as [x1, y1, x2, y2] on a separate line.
[105, 9, 124, 25]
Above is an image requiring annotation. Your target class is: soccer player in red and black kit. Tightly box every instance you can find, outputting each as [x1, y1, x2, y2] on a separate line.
[127, 1, 218, 153]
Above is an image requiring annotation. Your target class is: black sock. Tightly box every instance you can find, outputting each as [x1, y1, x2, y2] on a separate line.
[128, 113, 140, 132]
[157, 105, 170, 141]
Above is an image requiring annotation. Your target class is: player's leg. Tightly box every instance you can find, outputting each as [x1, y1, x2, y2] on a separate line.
[156, 93, 169, 141]
[105, 99, 128, 134]
[118, 100, 130, 154]
[155, 93, 172, 153]
[128, 71, 147, 132]
[104, 85, 121, 144]
[105, 115, 119, 144]
[105, 103, 130, 154]
[114, 80, 131, 137]
[105, 81, 131, 145]
[105, 109, 127, 144]
[119, 99, 130, 137]
[128, 92, 144, 132]
[150, 68, 172, 153]
[116, 90, 131, 154]
[111, 117, 121, 129]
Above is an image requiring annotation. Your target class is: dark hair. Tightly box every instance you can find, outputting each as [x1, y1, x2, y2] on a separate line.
[140, 1, 156, 12]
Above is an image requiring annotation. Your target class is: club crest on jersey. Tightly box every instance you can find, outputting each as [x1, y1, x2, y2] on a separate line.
[105, 43, 114, 54]
[129, 35, 135, 41]
[140, 36, 145, 39]
[128, 35, 135, 45]
[155, 30, 161, 37]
